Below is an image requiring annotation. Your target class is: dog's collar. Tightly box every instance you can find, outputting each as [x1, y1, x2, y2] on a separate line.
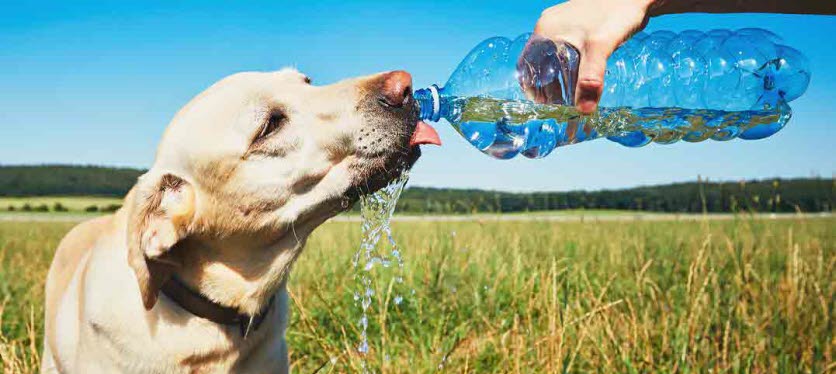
[161, 276, 274, 338]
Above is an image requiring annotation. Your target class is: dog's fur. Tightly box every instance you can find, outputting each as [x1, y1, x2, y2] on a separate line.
[40, 69, 421, 373]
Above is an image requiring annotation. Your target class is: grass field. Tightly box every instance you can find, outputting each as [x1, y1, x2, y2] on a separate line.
[0, 216, 832, 373]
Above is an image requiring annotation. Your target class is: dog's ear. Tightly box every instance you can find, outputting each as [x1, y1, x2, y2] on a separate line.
[126, 172, 196, 310]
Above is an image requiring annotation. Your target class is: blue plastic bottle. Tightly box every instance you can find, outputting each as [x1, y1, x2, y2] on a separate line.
[414, 29, 811, 159]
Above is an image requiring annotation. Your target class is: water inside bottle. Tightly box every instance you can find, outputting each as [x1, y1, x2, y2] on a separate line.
[452, 97, 791, 159]
[352, 172, 409, 372]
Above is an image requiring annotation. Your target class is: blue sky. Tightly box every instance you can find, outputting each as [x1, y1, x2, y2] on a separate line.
[1, 1, 834, 191]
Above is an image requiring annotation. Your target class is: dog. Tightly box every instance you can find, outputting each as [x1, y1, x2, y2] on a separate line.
[40, 68, 441, 373]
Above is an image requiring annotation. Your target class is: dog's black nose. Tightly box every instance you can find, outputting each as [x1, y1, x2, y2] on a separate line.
[378, 70, 412, 108]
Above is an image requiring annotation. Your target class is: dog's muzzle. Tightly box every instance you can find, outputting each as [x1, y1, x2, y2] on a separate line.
[344, 71, 440, 201]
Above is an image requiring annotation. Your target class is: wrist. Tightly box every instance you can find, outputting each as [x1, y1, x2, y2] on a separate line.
[618, 0, 657, 20]
[646, 0, 675, 17]
[636, 0, 660, 12]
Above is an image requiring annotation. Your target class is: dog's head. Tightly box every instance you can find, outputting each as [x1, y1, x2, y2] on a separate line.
[124, 69, 440, 310]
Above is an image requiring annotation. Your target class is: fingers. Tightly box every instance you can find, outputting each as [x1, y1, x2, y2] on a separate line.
[527, 1, 649, 113]
[575, 41, 610, 114]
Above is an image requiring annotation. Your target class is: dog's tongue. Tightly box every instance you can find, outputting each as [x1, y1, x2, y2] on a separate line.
[409, 121, 441, 146]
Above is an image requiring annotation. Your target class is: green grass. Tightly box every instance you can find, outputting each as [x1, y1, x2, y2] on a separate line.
[0, 196, 122, 213]
[370, 209, 666, 218]
[393, 209, 650, 217]
[1, 217, 832, 373]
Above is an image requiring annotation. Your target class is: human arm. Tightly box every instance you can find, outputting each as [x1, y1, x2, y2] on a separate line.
[650, 0, 835, 16]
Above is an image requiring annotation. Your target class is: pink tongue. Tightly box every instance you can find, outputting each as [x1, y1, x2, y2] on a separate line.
[409, 121, 442, 146]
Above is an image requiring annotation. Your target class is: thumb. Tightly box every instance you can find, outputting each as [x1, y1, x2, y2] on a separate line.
[575, 42, 610, 114]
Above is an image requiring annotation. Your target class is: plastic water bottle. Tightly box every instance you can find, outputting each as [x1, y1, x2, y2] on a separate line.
[414, 29, 811, 159]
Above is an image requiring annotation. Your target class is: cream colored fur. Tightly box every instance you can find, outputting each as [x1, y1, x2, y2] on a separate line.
[41, 68, 419, 373]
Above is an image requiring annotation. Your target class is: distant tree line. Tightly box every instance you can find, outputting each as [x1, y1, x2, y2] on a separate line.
[1, 165, 832, 214]
[396, 178, 833, 214]
[0, 165, 141, 196]
[5, 202, 121, 213]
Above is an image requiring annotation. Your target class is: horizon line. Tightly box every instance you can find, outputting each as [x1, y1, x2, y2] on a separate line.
[1, 163, 831, 195]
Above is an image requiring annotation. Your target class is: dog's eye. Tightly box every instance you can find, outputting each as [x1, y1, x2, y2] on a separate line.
[304, 76, 312, 84]
[255, 110, 287, 143]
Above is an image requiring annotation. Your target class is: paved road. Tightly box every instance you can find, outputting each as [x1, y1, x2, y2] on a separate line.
[1, 212, 831, 223]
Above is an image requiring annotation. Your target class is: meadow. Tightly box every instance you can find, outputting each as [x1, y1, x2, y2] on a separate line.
[0, 215, 832, 373]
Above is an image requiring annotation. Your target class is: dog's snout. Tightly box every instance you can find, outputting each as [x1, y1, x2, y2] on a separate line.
[378, 70, 412, 108]
[359, 69, 422, 161]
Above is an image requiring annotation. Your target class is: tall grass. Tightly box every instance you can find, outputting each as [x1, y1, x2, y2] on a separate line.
[0, 217, 832, 373]
[0, 222, 72, 373]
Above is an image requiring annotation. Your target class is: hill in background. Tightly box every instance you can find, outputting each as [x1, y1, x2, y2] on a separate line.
[0, 165, 832, 214]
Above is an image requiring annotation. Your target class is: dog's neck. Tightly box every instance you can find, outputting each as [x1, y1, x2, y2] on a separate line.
[171, 233, 305, 316]
[170, 202, 342, 316]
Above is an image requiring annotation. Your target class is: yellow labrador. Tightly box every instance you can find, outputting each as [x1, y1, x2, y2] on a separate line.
[40, 69, 440, 373]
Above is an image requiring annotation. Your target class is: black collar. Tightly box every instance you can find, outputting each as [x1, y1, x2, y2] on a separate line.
[161, 276, 274, 337]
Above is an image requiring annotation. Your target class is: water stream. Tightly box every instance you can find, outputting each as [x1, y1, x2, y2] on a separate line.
[352, 171, 410, 372]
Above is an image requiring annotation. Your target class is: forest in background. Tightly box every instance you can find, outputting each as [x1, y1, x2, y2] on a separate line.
[0, 165, 832, 213]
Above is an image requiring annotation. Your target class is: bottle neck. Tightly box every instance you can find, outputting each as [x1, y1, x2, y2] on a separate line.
[414, 85, 443, 122]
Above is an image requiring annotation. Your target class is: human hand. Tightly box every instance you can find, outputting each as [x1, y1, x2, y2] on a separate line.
[525, 0, 654, 113]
